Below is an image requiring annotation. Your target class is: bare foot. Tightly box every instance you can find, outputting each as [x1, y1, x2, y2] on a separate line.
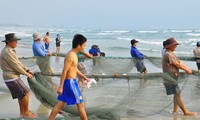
[172, 111, 181, 115]
[22, 114, 37, 118]
[184, 111, 197, 116]
[22, 111, 37, 118]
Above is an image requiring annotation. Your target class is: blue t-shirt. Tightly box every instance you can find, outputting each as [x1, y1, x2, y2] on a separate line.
[89, 48, 100, 56]
[130, 46, 144, 59]
[77, 51, 84, 63]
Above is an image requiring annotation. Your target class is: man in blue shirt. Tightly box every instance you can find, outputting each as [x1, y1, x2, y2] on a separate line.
[130, 39, 147, 73]
[89, 45, 105, 57]
[32, 32, 52, 56]
[32, 32, 52, 74]
[89, 45, 101, 56]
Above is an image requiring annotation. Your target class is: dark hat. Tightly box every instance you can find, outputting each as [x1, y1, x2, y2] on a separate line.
[163, 40, 167, 46]
[131, 39, 138, 45]
[197, 41, 200, 47]
[2, 33, 21, 42]
[91, 45, 98, 49]
[164, 38, 179, 49]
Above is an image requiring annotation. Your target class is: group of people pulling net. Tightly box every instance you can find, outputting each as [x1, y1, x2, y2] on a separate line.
[23, 52, 199, 119]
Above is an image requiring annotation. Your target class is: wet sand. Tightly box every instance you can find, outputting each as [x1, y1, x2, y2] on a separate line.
[1, 43, 200, 120]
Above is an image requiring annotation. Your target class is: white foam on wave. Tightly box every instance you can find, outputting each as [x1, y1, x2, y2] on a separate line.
[103, 30, 129, 33]
[98, 30, 129, 35]
[177, 39, 199, 45]
[116, 37, 131, 41]
[139, 48, 161, 52]
[187, 33, 200, 37]
[170, 30, 193, 33]
[139, 40, 162, 45]
[138, 30, 159, 33]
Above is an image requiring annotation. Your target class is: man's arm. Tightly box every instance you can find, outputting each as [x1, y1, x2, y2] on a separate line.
[173, 61, 192, 74]
[57, 53, 73, 94]
[77, 68, 88, 83]
[135, 49, 144, 59]
[5, 51, 33, 78]
[43, 36, 47, 42]
[81, 51, 93, 58]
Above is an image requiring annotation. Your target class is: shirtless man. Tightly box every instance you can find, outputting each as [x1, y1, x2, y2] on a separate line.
[44, 32, 50, 50]
[48, 34, 90, 120]
[162, 38, 196, 116]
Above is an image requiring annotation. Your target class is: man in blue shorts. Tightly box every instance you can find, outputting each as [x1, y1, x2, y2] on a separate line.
[48, 34, 91, 120]
[43, 32, 50, 50]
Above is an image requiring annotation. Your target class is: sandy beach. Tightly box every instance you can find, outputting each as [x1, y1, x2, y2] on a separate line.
[1, 36, 200, 120]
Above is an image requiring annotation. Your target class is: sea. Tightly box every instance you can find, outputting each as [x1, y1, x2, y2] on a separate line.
[0, 25, 199, 58]
[0, 25, 200, 119]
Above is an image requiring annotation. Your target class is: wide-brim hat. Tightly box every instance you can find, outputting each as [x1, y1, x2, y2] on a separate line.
[33, 32, 42, 40]
[2, 33, 21, 42]
[164, 38, 180, 49]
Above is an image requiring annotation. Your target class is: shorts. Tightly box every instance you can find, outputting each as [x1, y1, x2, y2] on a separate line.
[135, 61, 146, 73]
[56, 43, 60, 47]
[197, 63, 200, 70]
[57, 79, 83, 106]
[5, 78, 30, 100]
[164, 84, 181, 95]
[45, 43, 49, 49]
[77, 62, 87, 74]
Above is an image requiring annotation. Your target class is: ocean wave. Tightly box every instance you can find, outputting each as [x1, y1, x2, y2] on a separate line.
[116, 37, 131, 41]
[97, 30, 129, 35]
[107, 46, 129, 50]
[170, 30, 193, 33]
[187, 33, 200, 37]
[194, 30, 200, 32]
[139, 48, 161, 52]
[177, 39, 199, 45]
[102, 30, 129, 33]
[139, 40, 162, 45]
[138, 30, 159, 33]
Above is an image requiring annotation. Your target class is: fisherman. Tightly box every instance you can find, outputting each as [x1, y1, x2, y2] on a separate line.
[0, 33, 37, 118]
[162, 37, 196, 116]
[193, 41, 200, 73]
[130, 39, 147, 74]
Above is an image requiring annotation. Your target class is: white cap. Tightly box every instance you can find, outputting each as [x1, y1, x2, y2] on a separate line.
[33, 32, 42, 40]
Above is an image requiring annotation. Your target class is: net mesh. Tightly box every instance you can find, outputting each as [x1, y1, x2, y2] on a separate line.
[19, 53, 200, 119]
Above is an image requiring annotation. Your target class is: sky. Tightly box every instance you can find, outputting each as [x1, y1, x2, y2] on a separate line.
[0, 0, 200, 29]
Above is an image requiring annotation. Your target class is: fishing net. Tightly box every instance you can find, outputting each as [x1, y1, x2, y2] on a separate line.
[18, 53, 200, 119]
